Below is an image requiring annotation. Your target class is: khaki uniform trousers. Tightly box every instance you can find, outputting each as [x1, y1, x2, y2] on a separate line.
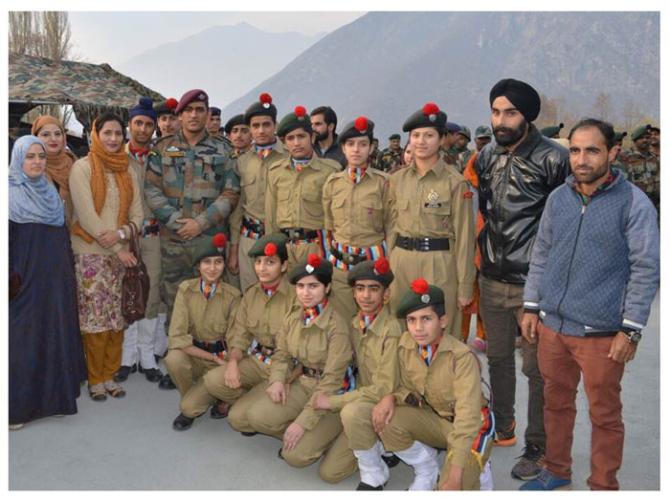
[164, 349, 218, 396]
[379, 405, 491, 490]
[330, 267, 358, 322]
[389, 247, 462, 339]
[245, 378, 343, 470]
[237, 235, 259, 292]
[286, 241, 323, 273]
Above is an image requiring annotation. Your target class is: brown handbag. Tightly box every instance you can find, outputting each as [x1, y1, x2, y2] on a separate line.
[121, 221, 150, 324]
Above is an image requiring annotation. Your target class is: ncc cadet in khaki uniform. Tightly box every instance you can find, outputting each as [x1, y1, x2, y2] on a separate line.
[387, 102, 476, 340]
[322, 116, 392, 322]
[166, 233, 241, 431]
[374, 279, 494, 491]
[223, 113, 253, 158]
[243, 254, 354, 472]
[145, 89, 240, 329]
[154, 98, 180, 138]
[311, 257, 403, 488]
[116, 97, 166, 384]
[265, 106, 339, 270]
[196, 234, 296, 432]
[228, 93, 287, 292]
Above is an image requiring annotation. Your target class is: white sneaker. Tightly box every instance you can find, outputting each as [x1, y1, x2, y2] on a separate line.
[9, 423, 25, 431]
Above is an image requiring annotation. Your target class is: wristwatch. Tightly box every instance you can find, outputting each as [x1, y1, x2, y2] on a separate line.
[622, 328, 642, 344]
[117, 228, 127, 241]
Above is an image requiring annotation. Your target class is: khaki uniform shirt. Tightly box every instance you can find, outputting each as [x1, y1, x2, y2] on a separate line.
[328, 305, 402, 411]
[229, 142, 287, 244]
[269, 302, 353, 430]
[388, 158, 476, 298]
[265, 156, 339, 233]
[168, 278, 241, 350]
[393, 332, 484, 469]
[226, 277, 297, 362]
[145, 130, 240, 240]
[322, 167, 392, 247]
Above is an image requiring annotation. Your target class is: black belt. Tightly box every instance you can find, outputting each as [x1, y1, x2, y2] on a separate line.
[396, 235, 450, 252]
[251, 343, 275, 357]
[405, 393, 454, 422]
[329, 247, 369, 266]
[302, 366, 324, 379]
[281, 227, 320, 241]
[242, 216, 265, 235]
[584, 331, 617, 338]
[193, 339, 227, 354]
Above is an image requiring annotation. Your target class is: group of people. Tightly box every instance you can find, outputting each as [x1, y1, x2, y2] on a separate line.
[8, 76, 660, 491]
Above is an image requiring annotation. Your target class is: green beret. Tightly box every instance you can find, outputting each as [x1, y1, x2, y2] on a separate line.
[346, 257, 394, 288]
[224, 114, 245, 134]
[338, 116, 375, 144]
[457, 126, 471, 140]
[276, 106, 313, 137]
[631, 125, 651, 141]
[193, 233, 228, 267]
[388, 133, 401, 140]
[540, 123, 564, 138]
[402, 103, 447, 134]
[396, 279, 445, 318]
[247, 233, 289, 262]
[289, 254, 333, 286]
[475, 125, 492, 138]
[648, 125, 660, 133]
[244, 92, 277, 124]
[613, 131, 628, 143]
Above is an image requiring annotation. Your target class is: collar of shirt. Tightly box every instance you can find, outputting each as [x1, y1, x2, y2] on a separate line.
[417, 341, 441, 366]
[347, 166, 368, 184]
[571, 168, 618, 204]
[358, 304, 383, 333]
[261, 281, 280, 297]
[303, 298, 329, 326]
[291, 156, 312, 171]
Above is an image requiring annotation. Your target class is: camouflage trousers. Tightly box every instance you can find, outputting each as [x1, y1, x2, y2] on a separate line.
[160, 235, 210, 327]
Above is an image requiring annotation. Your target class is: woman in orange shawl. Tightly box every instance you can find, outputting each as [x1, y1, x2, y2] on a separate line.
[69, 113, 144, 402]
[31, 115, 77, 224]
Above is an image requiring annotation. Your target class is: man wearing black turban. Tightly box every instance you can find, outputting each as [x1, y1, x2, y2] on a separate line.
[475, 78, 571, 483]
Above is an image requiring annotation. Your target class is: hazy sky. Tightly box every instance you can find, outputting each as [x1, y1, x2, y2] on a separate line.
[68, 12, 365, 67]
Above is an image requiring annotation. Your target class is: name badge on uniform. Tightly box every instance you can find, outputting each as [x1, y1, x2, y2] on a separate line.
[166, 146, 185, 158]
[424, 189, 442, 208]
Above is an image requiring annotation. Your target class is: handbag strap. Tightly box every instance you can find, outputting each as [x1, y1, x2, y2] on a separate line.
[127, 221, 142, 260]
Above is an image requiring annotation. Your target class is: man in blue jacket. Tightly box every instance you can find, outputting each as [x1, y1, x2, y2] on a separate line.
[519, 118, 660, 491]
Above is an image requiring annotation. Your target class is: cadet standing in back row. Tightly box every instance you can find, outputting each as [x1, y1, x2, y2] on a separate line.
[265, 106, 340, 270]
[387, 102, 476, 340]
[228, 93, 287, 291]
[322, 116, 393, 321]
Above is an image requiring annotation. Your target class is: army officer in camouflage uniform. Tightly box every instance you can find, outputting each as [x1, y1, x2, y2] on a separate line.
[145, 89, 240, 327]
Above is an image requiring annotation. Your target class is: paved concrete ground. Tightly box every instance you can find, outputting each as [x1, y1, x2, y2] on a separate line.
[9, 295, 659, 490]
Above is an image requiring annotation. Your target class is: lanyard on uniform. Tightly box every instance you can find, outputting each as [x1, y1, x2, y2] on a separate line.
[358, 305, 382, 333]
[303, 299, 328, 326]
[200, 279, 218, 300]
[418, 342, 439, 366]
[348, 166, 368, 184]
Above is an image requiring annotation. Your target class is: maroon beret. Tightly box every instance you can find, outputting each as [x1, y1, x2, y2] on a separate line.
[175, 89, 209, 114]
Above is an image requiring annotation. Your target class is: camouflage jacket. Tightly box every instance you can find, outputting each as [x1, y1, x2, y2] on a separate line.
[375, 147, 403, 173]
[145, 130, 240, 240]
[620, 148, 659, 198]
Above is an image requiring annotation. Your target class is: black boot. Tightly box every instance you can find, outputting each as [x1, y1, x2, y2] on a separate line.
[114, 364, 137, 383]
[159, 373, 176, 390]
[356, 482, 384, 490]
[381, 453, 401, 468]
[143, 368, 163, 383]
[172, 414, 195, 431]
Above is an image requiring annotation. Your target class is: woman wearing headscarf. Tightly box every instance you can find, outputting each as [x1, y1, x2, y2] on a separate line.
[69, 113, 144, 401]
[9, 135, 87, 430]
[31, 115, 77, 225]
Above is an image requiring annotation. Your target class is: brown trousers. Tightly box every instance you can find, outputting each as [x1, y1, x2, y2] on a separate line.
[538, 322, 626, 490]
[81, 330, 124, 385]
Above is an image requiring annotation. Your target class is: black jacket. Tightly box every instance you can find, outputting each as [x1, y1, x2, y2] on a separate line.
[475, 124, 570, 284]
[314, 134, 347, 169]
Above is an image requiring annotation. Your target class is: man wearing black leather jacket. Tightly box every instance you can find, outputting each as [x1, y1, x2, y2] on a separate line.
[475, 78, 570, 482]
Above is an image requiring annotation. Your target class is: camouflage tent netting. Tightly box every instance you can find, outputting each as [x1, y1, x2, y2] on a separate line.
[8, 53, 165, 130]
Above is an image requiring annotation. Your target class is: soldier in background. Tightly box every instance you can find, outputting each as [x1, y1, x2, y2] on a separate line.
[454, 126, 473, 173]
[207, 107, 224, 138]
[473, 126, 493, 153]
[440, 121, 461, 165]
[540, 123, 564, 139]
[145, 88, 239, 325]
[154, 98, 180, 138]
[376, 133, 403, 173]
[623, 125, 659, 210]
[648, 125, 660, 156]
[228, 92, 287, 292]
[224, 114, 253, 158]
[311, 106, 347, 169]
[368, 137, 380, 169]
[611, 131, 629, 180]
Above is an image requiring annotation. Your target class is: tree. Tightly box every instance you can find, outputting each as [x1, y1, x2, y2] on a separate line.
[591, 92, 612, 121]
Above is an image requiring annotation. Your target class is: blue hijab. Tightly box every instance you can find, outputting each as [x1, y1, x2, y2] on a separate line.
[8, 135, 65, 226]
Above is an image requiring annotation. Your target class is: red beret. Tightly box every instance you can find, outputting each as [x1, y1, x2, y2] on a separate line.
[175, 89, 209, 114]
